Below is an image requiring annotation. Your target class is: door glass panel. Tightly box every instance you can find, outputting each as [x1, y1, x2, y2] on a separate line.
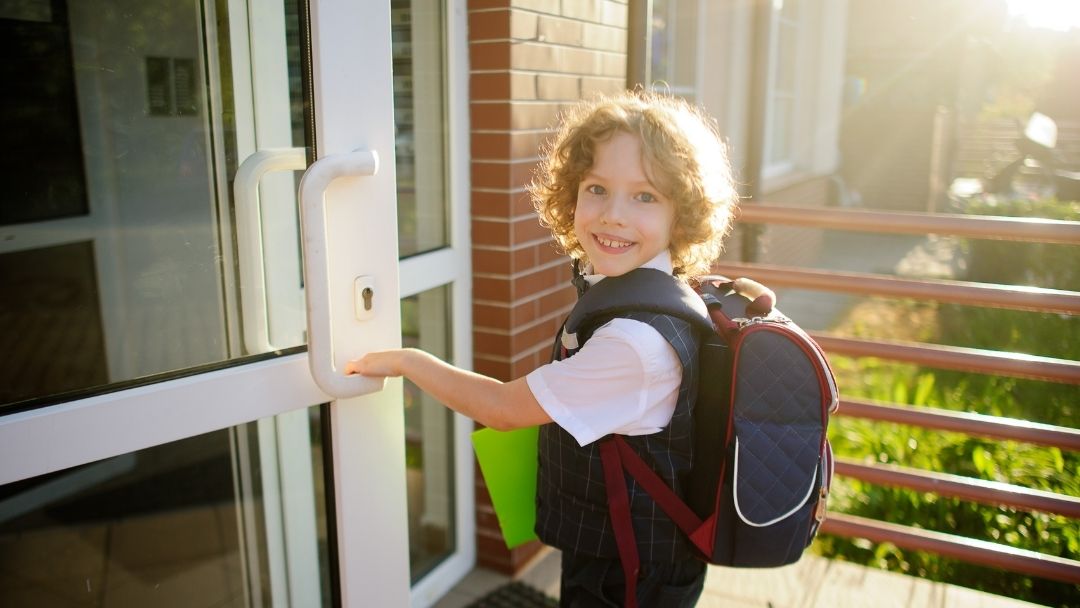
[0, 241, 109, 402]
[392, 0, 459, 584]
[0, 0, 309, 412]
[392, 0, 449, 258]
[0, 405, 333, 607]
[402, 286, 455, 581]
[1, 2, 88, 224]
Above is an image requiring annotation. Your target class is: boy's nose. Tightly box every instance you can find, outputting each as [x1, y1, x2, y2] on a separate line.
[599, 195, 628, 225]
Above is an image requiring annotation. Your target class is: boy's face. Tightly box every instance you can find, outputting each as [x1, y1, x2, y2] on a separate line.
[574, 132, 675, 277]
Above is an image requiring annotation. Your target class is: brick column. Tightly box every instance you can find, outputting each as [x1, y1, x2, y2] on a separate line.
[467, 0, 628, 575]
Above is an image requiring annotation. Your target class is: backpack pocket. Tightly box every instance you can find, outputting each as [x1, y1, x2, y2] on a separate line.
[709, 324, 832, 568]
[709, 429, 828, 567]
[728, 424, 824, 567]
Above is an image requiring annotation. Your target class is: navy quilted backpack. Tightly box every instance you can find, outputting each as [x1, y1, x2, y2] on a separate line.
[562, 268, 838, 605]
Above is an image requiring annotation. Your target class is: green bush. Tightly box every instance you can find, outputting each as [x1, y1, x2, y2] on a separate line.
[961, 197, 1080, 290]
[934, 304, 1078, 426]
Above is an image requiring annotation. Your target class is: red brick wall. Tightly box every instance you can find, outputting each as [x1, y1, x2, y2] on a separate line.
[468, 0, 628, 574]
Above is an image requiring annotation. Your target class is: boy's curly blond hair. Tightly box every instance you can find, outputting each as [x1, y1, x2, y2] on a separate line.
[529, 91, 738, 279]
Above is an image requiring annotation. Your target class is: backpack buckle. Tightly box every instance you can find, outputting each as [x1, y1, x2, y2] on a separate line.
[560, 329, 579, 351]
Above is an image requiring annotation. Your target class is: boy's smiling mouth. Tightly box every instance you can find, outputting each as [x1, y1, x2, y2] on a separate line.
[594, 234, 634, 250]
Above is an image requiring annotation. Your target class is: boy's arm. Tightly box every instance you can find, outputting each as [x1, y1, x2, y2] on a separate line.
[345, 349, 552, 431]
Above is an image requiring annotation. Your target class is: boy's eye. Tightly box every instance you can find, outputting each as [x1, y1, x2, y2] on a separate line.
[585, 184, 606, 195]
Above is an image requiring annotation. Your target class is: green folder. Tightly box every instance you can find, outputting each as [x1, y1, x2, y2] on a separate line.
[471, 426, 539, 548]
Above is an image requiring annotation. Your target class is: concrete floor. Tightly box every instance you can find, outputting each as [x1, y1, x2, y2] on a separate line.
[436, 547, 1048, 608]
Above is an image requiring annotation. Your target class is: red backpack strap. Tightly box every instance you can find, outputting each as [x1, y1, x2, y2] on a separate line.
[611, 436, 709, 553]
[600, 436, 713, 607]
[599, 439, 640, 608]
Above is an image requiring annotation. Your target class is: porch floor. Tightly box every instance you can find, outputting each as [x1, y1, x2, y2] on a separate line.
[435, 548, 1045, 608]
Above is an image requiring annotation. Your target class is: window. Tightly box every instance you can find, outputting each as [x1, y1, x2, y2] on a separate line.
[645, 0, 846, 186]
[763, 0, 802, 176]
[650, 0, 701, 100]
[760, 0, 847, 183]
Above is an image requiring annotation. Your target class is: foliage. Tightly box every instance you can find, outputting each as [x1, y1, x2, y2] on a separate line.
[405, 438, 423, 470]
[933, 304, 1078, 426]
[961, 197, 1080, 290]
[816, 275, 1079, 605]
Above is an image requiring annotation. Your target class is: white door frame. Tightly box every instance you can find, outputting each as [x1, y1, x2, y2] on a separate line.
[395, 1, 475, 603]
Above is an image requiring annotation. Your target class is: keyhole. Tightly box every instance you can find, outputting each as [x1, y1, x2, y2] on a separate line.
[362, 287, 374, 311]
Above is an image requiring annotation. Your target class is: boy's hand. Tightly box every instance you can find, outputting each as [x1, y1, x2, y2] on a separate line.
[344, 349, 408, 378]
[344, 347, 550, 430]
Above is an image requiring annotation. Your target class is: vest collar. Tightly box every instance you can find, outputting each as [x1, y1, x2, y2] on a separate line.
[563, 251, 675, 351]
[580, 250, 674, 287]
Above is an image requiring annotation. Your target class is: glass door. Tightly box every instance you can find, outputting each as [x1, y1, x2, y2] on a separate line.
[0, 0, 471, 605]
[389, 2, 475, 605]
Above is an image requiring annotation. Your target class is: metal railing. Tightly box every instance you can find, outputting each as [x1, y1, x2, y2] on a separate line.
[715, 203, 1080, 585]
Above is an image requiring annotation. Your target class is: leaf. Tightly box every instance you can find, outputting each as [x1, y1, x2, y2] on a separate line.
[1051, 447, 1064, 473]
[913, 373, 935, 406]
[973, 447, 990, 476]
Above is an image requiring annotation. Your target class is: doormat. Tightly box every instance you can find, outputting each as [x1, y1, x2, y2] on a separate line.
[467, 581, 557, 607]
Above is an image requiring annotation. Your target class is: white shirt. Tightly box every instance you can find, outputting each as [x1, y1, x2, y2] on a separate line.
[526, 252, 683, 447]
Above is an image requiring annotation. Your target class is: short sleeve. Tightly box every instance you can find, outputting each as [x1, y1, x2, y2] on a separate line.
[526, 318, 683, 446]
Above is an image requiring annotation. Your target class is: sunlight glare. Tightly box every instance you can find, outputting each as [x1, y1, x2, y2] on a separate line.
[1006, 0, 1080, 31]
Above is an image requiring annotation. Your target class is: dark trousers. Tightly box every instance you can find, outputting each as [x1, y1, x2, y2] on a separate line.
[559, 552, 707, 607]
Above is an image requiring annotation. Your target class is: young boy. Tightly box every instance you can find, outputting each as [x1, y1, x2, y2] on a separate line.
[347, 91, 737, 606]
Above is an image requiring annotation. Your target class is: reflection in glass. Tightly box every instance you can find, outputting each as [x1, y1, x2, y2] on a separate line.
[0, 242, 109, 403]
[0, 406, 332, 607]
[1, 3, 87, 224]
[391, 0, 450, 257]
[401, 286, 456, 582]
[0, 0, 308, 411]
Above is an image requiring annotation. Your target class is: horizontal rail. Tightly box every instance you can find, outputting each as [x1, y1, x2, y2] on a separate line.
[713, 262, 1080, 315]
[739, 204, 1080, 244]
[813, 333, 1080, 384]
[837, 399, 1080, 452]
[738, 204, 1080, 584]
[834, 458, 1080, 518]
[820, 513, 1080, 584]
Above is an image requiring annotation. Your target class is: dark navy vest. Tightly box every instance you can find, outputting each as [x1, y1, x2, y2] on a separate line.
[534, 294, 701, 562]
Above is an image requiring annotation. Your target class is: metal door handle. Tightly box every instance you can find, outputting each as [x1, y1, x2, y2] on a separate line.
[235, 148, 307, 354]
[299, 149, 385, 398]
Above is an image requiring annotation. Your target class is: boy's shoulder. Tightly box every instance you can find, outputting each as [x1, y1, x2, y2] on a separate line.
[565, 268, 713, 345]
